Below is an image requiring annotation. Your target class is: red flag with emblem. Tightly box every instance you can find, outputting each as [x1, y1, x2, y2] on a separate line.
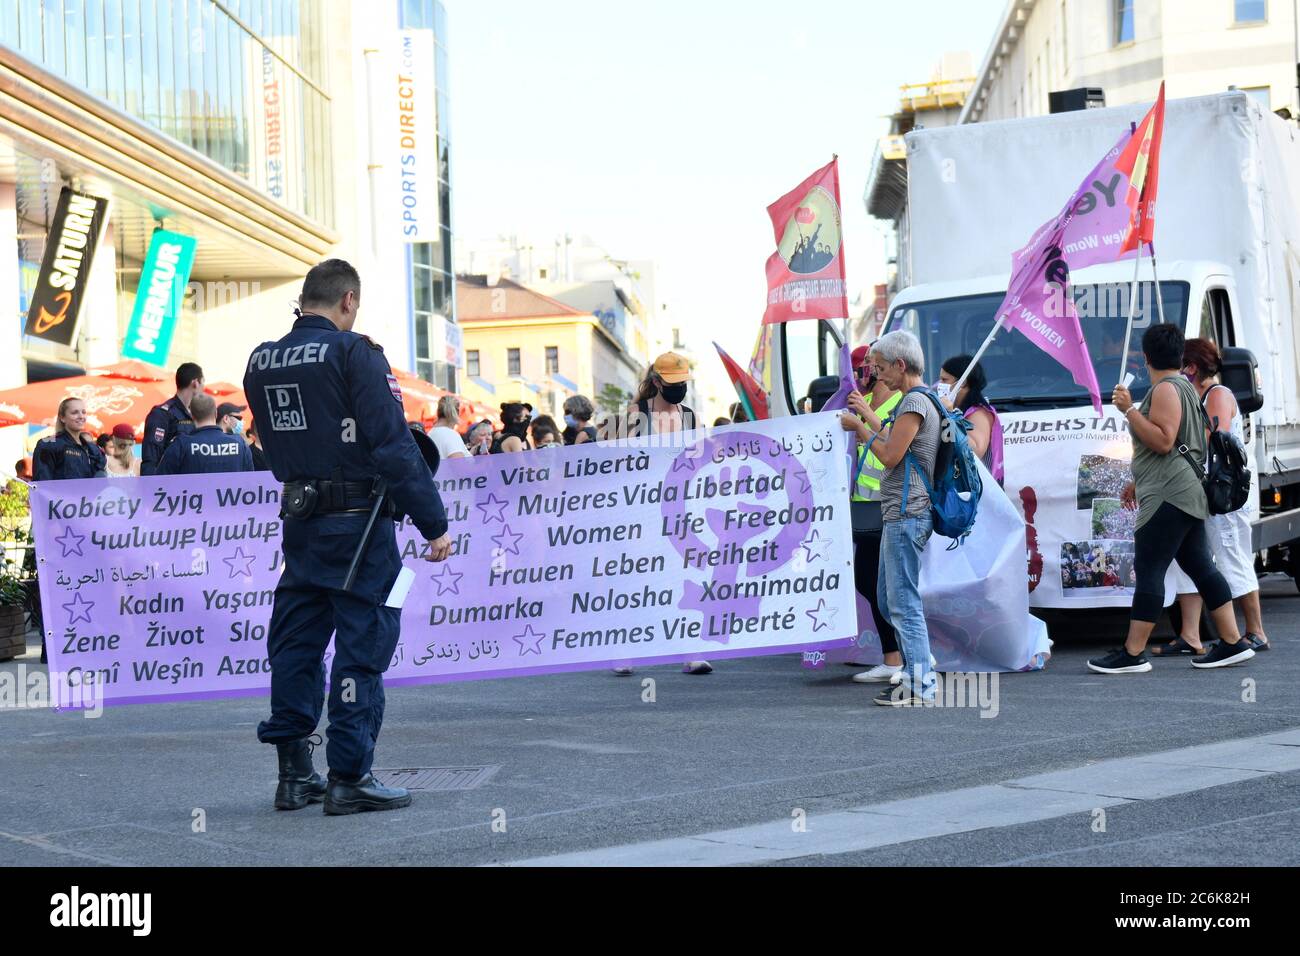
[763, 158, 849, 324]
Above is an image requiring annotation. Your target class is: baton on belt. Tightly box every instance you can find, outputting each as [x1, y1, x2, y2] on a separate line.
[343, 478, 388, 593]
[342, 425, 440, 593]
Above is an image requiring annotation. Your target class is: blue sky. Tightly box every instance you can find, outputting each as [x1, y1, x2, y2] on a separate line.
[446, 0, 1007, 359]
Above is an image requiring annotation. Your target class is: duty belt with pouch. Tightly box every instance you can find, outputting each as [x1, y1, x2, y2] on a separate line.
[281, 476, 390, 519]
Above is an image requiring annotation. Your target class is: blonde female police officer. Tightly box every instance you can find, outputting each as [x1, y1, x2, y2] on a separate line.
[244, 259, 453, 816]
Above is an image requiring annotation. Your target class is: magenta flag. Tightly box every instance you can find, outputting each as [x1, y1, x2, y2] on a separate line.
[993, 129, 1138, 415]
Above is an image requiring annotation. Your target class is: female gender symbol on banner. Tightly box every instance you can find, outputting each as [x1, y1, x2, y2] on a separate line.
[662, 431, 814, 644]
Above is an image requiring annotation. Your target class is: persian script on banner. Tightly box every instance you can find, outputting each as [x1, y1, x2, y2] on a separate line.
[32, 414, 858, 708]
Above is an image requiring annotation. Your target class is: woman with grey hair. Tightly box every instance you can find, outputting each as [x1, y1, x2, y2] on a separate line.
[429, 395, 470, 460]
[840, 330, 940, 706]
[563, 395, 598, 446]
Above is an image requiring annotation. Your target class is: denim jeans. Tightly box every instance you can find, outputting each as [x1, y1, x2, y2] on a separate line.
[877, 513, 935, 698]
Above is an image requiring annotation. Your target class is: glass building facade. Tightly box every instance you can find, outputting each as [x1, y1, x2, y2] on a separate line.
[1, 0, 333, 225]
[402, 0, 456, 390]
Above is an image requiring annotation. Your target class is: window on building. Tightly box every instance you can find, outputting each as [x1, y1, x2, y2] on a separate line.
[508, 348, 521, 376]
[1114, 0, 1135, 44]
[545, 346, 559, 374]
[468, 350, 480, 377]
[1243, 85, 1271, 110]
[1235, 0, 1267, 22]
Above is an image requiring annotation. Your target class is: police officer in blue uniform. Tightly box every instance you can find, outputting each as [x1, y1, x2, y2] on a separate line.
[155, 393, 254, 475]
[243, 259, 452, 816]
[140, 362, 204, 476]
[32, 397, 107, 481]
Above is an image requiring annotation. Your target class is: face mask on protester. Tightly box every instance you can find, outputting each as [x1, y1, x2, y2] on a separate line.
[564, 414, 578, 428]
[659, 382, 688, 405]
[933, 382, 953, 401]
[229, 419, 244, 436]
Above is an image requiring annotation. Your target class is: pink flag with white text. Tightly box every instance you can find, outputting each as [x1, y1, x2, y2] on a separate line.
[992, 128, 1141, 415]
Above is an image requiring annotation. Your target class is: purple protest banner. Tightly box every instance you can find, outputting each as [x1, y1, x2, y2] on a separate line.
[31, 413, 857, 708]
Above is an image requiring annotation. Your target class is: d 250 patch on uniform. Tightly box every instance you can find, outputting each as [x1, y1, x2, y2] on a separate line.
[265, 383, 308, 431]
[386, 373, 403, 404]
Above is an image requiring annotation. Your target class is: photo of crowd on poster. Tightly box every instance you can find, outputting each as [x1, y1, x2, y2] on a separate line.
[1091, 496, 1137, 539]
[1060, 540, 1137, 592]
[1076, 454, 1133, 510]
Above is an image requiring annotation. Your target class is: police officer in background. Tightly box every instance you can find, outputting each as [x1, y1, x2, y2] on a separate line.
[156, 393, 254, 475]
[140, 362, 205, 476]
[32, 397, 107, 481]
[244, 259, 452, 816]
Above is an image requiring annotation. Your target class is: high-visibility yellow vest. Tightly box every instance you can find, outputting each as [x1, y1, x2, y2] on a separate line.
[852, 390, 902, 502]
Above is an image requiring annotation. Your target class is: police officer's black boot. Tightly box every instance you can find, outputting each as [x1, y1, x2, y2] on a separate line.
[274, 737, 327, 811]
[323, 772, 412, 815]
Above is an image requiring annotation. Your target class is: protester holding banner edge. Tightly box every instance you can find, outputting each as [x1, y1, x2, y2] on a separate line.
[1088, 323, 1254, 674]
[838, 344, 908, 682]
[848, 331, 941, 705]
[613, 351, 710, 676]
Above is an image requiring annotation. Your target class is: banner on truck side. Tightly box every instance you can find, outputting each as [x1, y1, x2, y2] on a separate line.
[31, 414, 857, 708]
[995, 406, 1242, 609]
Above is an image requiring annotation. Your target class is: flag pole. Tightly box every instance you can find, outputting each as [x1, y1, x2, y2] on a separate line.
[952, 312, 1007, 394]
[1117, 120, 1144, 383]
[1119, 245, 1143, 381]
[1148, 241, 1167, 325]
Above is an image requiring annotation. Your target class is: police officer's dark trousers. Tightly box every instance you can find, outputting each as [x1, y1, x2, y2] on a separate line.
[257, 512, 401, 779]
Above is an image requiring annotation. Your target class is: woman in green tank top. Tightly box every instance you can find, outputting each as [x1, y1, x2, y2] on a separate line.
[1087, 324, 1254, 676]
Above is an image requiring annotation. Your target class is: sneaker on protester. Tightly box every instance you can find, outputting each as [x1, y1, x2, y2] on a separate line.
[1087, 647, 1152, 674]
[873, 684, 932, 707]
[886, 654, 940, 685]
[852, 663, 901, 683]
[682, 660, 713, 675]
[611, 667, 634, 676]
[1190, 640, 1255, 669]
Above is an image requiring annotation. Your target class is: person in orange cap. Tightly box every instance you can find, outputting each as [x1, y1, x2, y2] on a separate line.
[614, 352, 711, 676]
[622, 351, 697, 440]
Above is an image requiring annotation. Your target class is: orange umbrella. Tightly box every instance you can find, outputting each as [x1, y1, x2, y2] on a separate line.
[82, 359, 170, 382]
[0, 372, 175, 437]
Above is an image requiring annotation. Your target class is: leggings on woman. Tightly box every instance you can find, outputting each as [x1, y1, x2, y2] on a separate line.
[1132, 501, 1232, 623]
[853, 531, 898, 655]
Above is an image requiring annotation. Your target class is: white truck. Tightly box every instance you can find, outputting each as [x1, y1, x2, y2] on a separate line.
[772, 91, 1300, 608]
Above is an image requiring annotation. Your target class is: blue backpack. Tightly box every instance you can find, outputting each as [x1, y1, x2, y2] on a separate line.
[898, 387, 983, 548]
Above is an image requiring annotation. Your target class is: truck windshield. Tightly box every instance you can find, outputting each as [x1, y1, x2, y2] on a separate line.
[885, 281, 1190, 410]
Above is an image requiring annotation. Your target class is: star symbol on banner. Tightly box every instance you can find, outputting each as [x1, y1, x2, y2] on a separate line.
[476, 492, 509, 525]
[223, 547, 256, 578]
[491, 524, 524, 556]
[429, 563, 463, 596]
[512, 624, 546, 656]
[671, 451, 698, 474]
[805, 598, 838, 633]
[800, 529, 832, 563]
[63, 592, 94, 626]
[55, 526, 85, 558]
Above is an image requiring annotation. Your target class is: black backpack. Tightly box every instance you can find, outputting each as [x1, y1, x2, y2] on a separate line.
[1177, 396, 1251, 516]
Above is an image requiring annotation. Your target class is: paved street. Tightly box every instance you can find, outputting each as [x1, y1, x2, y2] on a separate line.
[1, 576, 1296, 867]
